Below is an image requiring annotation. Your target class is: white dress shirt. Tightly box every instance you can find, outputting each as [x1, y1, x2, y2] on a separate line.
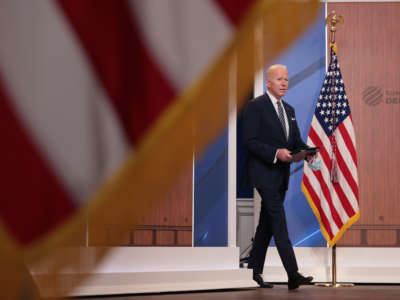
[266, 91, 289, 163]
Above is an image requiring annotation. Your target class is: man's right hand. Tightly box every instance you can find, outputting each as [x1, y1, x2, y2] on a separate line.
[277, 148, 293, 162]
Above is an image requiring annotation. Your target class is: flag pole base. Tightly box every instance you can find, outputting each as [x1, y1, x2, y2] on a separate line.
[315, 283, 355, 288]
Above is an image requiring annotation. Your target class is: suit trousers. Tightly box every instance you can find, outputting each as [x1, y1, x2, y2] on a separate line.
[248, 188, 298, 275]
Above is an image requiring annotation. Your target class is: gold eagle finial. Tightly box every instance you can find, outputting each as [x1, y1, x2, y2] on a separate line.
[325, 11, 344, 43]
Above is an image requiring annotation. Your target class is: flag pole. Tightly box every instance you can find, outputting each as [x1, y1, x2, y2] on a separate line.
[315, 244, 354, 287]
[314, 11, 354, 288]
[316, 244, 340, 287]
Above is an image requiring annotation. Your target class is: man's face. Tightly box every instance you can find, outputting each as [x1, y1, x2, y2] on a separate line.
[266, 67, 289, 99]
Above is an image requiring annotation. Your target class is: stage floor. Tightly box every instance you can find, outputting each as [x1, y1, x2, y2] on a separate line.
[90, 284, 400, 300]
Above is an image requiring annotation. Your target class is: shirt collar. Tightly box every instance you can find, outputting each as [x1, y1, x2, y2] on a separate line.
[266, 90, 282, 106]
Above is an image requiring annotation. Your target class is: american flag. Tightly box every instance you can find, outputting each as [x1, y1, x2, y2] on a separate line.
[0, 1, 261, 297]
[0, 1, 320, 298]
[302, 44, 359, 247]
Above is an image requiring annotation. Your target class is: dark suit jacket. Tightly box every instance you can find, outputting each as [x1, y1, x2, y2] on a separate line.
[242, 93, 307, 190]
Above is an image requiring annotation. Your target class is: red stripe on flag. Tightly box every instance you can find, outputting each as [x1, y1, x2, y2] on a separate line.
[309, 127, 331, 169]
[335, 148, 359, 200]
[338, 121, 358, 167]
[332, 182, 356, 218]
[214, 0, 256, 25]
[310, 127, 356, 221]
[57, 0, 176, 143]
[312, 170, 344, 230]
[303, 176, 334, 239]
[0, 75, 76, 245]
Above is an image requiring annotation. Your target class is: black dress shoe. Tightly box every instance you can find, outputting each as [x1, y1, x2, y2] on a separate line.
[288, 272, 313, 290]
[253, 273, 273, 288]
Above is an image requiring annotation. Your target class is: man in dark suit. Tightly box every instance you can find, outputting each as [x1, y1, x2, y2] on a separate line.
[242, 64, 314, 290]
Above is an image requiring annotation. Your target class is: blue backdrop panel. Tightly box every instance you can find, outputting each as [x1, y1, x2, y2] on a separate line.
[236, 6, 326, 247]
[194, 129, 228, 246]
[195, 6, 326, 247]
[268, 7, 326, 247]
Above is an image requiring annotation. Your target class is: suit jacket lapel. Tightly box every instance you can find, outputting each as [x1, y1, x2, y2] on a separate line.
[282, 101, 295, 143]
[263, 94, 287, 142]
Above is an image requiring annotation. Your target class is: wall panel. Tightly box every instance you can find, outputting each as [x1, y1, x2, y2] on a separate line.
[88, 168, 192, 246]
[328, 2, 400, 247]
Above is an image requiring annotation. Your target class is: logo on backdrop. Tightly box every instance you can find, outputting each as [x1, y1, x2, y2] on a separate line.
[362, 86, 383, 106]
[362, 86, 400, 106]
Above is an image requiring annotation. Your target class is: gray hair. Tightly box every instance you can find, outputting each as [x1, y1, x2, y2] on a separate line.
[265, 64, 287, 80]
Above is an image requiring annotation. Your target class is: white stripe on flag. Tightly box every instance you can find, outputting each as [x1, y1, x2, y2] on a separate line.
[304, 155, 349, 230]
[343, 117, 357, 148]
[128, 0, 232, 91]
[310, 116, 332, 155]
[336, 125, 359, 186]
[335, 163, 359, 214]
[318, 157, 350, 225]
